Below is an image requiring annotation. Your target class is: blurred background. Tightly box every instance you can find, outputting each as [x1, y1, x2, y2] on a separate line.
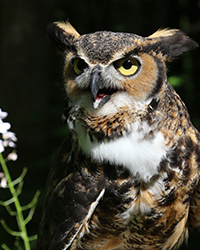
[0, 0, 200, 249]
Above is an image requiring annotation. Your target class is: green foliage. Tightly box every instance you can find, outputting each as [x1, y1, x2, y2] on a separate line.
[168, 75, 183, 88]
[0, 154, 40, 250]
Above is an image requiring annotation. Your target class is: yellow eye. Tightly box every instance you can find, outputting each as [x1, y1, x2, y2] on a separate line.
[72, 58, 88, 75]
[114, 58, 139, 76]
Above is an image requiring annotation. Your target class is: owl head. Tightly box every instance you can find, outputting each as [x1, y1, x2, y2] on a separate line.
[48, 22, 198, 119]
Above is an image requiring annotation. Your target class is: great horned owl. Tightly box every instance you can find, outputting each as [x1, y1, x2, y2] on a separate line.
[37, 22, 200, 250]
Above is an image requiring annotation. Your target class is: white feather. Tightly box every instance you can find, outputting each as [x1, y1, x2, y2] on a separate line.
[63, 188, 105, 250]
[75, 119, 167, 183]
[68, 90, 151, 120]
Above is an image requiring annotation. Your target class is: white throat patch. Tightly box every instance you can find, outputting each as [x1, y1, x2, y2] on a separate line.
[75, 119, 167, 183]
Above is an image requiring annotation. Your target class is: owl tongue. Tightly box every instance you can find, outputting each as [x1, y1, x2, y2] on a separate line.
[93, 94, 109, 110]
[93, 88, 118, 109]
[97, 93, 108, 100]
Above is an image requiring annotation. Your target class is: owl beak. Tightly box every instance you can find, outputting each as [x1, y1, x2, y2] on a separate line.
[90, 68, 102, 102]
[90, 68, 110, 110]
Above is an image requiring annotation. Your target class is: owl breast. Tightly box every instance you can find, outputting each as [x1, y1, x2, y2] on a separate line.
[89, 120, 167, 182]
[68, 97, 168, 183]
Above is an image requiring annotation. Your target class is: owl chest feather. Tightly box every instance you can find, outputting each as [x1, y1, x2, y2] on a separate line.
[72, 146, 198, 250]
[72, 154, 194, 250]
[73, 114, 167, 183]
[67, 92, 200, 249]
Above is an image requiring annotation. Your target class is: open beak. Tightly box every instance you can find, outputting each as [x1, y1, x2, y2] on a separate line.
[90, 67, 118, 110]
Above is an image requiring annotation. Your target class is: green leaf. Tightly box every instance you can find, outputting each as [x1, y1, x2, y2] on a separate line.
[168, 76, 183, 87]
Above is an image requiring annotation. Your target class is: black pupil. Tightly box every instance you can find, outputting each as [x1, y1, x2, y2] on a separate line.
[77, 59, 87, 71]
[123, 60, 133, 70]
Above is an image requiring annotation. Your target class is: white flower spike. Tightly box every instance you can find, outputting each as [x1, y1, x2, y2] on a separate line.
[0, 108, 18, 156]
[7, 152, 18, 161]
[1, 177, 7, 188]
[0, 108, 8, 120]
[0, 121, 11, 134]
[0, 140, 4, 153]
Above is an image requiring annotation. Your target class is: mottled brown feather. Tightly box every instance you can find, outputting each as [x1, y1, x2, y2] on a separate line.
[38, 23, 200, 250]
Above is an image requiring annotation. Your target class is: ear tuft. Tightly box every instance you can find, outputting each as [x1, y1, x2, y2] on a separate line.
[149, 28, 180, 39]
[47, 21, 80, 53]
[54, 21, 80, 38]
[148, 29, 198, 61]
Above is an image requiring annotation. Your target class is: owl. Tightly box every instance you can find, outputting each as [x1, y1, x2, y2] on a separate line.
[37, 22, 200, 250]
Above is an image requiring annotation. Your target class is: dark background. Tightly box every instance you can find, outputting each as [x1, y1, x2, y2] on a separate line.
[0, 0, 200, 249]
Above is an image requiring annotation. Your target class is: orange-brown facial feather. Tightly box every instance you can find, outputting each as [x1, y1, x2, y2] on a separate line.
[123, 53, 160, 99]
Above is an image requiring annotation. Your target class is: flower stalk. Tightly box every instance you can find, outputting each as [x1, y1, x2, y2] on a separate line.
[0, 153, 31, 250]
[0, 108, 40, 249]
